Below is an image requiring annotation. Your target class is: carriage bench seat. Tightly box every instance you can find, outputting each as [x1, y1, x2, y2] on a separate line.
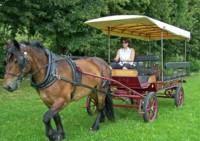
[111, 69, 156, 89]
[111, 69, 138, 77]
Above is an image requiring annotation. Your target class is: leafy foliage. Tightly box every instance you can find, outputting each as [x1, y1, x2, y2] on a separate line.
[0, 0, 199, 76]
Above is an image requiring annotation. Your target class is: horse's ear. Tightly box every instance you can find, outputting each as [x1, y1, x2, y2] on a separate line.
[4, 40, 12, 50]
[13, 39, 20, 50]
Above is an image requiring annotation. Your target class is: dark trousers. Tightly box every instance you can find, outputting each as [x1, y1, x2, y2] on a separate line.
[110, 62, 135, 69]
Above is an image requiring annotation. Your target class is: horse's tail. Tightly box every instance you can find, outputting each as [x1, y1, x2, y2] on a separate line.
[105, 92, 115, 121]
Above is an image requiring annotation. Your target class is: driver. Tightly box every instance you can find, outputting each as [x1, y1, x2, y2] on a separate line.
[110, 38, 135, 69]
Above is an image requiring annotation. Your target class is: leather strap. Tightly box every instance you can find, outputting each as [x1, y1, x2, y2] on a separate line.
[65, 56, 82, 99]
[31, 49, 58, 89]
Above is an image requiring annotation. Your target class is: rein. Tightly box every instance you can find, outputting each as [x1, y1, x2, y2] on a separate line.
[5, 72, 20, 77]
[4, 71, 24, 82]
[54, 74, 107, 94]
[5, 46, 110, 95]
[31, 56, 108, 94]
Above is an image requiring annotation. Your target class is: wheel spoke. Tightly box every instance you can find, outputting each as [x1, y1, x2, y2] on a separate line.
[148, 98, 157, 120]
[150, 98, 154, 105]
[150, 101, 157, 119]
[91, 98, 95, 103]
[149, 109, 155, 119]
[178, 90, 183, 105]
[86, 97, 97, 115]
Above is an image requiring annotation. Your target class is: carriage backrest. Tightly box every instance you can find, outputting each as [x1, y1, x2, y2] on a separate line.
[135, 55, 160, 62]
[165, 62, 190, 69]
[134, 55, 159, 76]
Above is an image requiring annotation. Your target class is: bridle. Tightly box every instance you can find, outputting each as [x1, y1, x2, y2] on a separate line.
[5, 45, 61, 89]
[4, 46, 29, 82]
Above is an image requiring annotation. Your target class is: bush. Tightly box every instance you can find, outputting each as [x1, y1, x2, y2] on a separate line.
[0, 41, 5, 78]
[190, 58, 200, 72]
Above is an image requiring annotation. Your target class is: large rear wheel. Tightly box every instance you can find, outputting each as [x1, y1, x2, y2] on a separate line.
[143, 92, 158, 122]
[174, 85, 184, 107]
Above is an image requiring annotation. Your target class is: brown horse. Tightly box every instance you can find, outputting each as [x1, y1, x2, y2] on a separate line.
[3, 40, 114, 141]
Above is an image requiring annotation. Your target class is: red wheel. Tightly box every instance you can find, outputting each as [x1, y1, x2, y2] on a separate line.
[143, 92, 158, 122]
[86, 96, 97, 116]
[174, 85, 184, 107]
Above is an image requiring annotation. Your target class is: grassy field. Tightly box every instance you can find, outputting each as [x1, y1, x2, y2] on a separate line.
[0, 73, 200, 141]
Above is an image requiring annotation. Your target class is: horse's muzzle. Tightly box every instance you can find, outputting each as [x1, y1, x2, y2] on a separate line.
[3, 82, 18, 92]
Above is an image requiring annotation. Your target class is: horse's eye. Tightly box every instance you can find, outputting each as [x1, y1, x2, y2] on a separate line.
[3, 61, 6, 66]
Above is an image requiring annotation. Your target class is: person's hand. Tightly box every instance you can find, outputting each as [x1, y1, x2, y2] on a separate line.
[114, 58, 119, 62]
[122, 66, 128, 70]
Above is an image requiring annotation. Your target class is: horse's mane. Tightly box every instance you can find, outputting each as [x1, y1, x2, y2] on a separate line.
[21, 41, 45, 51]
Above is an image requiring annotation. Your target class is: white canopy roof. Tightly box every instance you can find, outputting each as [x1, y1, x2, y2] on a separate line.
[85, 15, 191, 41]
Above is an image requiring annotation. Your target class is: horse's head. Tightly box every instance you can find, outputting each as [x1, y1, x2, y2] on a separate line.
[3, 40, 31, 92]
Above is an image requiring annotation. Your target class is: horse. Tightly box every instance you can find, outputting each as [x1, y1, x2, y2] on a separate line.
[3, 40, 114, 141]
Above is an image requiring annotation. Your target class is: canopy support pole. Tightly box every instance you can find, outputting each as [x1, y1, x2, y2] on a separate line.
[148, 39, 151, 55]
[184, 40, 187, 61]
[161, 32, 164, 82]
[108, 27, 111, 63]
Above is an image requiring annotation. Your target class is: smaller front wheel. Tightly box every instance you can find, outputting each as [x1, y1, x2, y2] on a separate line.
[174, 85, 184, 107]
[143, 92, 158, 122]
[86, 96, 97, 116]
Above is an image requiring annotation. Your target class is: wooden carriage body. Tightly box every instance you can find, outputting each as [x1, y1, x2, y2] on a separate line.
[85, 15, 191, 122]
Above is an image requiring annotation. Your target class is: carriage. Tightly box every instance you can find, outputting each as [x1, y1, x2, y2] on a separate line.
[84, 15, 191, 122]
[3, 15, 191, 141]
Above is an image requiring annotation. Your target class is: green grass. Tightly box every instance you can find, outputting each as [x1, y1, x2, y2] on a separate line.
[0, 74, 200, 141]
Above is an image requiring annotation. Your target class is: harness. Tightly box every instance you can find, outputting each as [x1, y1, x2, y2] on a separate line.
[30, 49, 82, 98]
[64, 56, 82, 97]
[31, 49, 58, 89]
[5, 45, 110, 97]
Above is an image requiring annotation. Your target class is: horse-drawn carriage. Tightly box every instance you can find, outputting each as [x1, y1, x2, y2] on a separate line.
[3, 15, 191, 141]
[85, 15, 190, 122]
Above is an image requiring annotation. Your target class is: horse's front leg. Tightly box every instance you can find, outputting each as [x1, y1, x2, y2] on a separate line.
[43, 102, 66, 141]
[53, 113, 65, 139]
[43, 110, 57, 141]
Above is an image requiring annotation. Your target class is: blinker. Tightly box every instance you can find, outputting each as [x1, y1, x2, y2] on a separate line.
[17, 55, 26, 70]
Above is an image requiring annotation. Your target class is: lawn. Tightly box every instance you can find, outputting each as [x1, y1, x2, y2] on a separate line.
[0, 73, 199, 141]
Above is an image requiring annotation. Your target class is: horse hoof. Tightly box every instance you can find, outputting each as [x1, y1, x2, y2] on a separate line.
[54, 135, 63, 141]
[48, 132, 65, 141]
[89, 126, 99, 131]
[100, 118, 105, 123]
[48, 129, 56, 137]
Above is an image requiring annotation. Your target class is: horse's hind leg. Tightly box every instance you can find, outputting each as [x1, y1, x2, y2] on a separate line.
[90, 110, 104, 131]
[100, 110, 105, 123]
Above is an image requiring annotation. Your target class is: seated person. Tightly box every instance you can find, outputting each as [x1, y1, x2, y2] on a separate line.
[110, 38, 136, 69]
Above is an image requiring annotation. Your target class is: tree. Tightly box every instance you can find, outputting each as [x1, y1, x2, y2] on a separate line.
[0, 0, 199, 77]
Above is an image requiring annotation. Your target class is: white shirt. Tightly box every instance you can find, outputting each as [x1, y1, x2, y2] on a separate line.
[118, 47, 133, 65]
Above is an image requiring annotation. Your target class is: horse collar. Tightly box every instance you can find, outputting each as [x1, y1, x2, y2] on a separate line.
[31, 49, 57, 89]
